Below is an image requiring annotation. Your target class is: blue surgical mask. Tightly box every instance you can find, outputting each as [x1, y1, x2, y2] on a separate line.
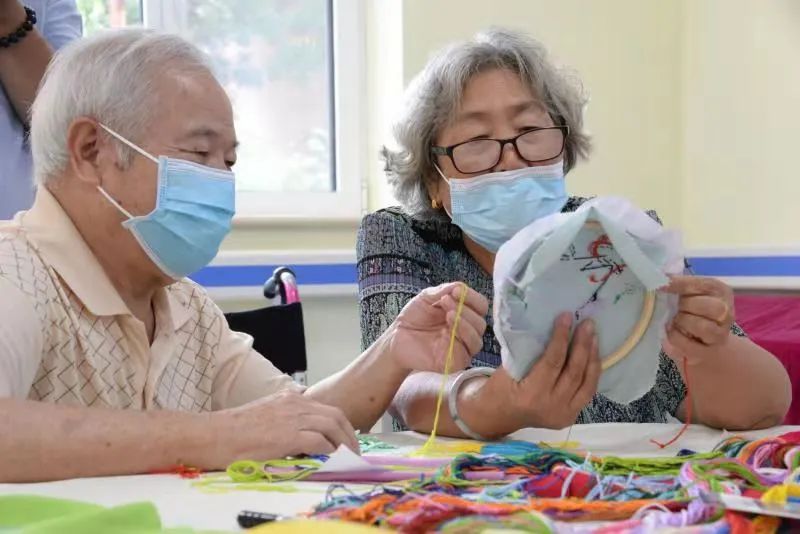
[435, 161, 568, 253]
[97, 124, 236, 279]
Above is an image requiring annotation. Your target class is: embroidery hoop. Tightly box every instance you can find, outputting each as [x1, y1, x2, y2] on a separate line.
[581, 221, 656, 371]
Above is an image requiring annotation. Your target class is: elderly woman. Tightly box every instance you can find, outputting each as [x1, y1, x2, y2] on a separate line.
[358, 28, 790, 440]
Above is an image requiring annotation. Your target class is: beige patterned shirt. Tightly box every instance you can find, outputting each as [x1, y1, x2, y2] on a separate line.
[0, 189, 296, 411]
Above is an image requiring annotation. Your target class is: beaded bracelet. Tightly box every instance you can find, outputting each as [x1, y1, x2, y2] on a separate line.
[0, 6, 37, 49]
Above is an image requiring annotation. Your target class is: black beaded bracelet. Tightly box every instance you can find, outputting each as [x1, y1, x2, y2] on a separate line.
[0, 6, 37, 48]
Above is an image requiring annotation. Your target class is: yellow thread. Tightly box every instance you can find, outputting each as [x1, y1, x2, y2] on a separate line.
[415, 440, 483, 457]
[418, 282, 469, 455]
[762, 483, 800, 505]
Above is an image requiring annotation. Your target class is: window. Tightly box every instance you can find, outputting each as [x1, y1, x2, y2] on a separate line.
[76, 0, 365, 219]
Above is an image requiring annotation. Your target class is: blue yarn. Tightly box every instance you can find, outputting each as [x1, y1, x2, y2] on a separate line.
[481, 440, 544, 456]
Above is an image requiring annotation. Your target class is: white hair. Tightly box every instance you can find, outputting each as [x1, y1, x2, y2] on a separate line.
[31, 28, 215, 185]
[383, 28, 592, 220]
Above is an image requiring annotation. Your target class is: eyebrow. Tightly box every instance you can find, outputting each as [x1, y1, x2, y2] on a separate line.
[455, 99, 545, 123]
[181, 127, 240, 149]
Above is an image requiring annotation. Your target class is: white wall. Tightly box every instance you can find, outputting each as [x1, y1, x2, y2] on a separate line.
[682, 0, 800, 248]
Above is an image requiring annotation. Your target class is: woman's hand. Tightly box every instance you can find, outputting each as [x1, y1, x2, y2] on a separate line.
[386, 282, 489, 373]
[661, 275, 735, 364]
[472, 313, 601, 432]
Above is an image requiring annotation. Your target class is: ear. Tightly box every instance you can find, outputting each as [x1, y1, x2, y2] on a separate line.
[424, 172, 441, 204]
[66, 118, 113, 187]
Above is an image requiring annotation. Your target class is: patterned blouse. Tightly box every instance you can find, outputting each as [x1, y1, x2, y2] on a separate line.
[357, 197, 746, 429]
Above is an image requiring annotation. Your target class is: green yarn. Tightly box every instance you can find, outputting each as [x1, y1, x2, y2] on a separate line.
[688, 460, 768, 492]
[357, 435, 397, 453]
[226, 458, 321, 483]
[594, 452, 722, 476]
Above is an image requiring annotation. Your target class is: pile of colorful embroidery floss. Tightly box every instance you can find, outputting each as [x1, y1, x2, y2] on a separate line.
[311, 484, 683, 532]
[302, 432, 800, 532]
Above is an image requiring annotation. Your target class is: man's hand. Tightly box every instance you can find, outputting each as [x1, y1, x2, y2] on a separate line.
[661, 275, 735, 365]
[210, 390, 359, 467]
[471, 313, 601, 433]
[386, 282, 489, 373]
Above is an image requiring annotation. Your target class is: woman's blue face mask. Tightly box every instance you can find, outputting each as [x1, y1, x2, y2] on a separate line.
[435, 160, 568, 253]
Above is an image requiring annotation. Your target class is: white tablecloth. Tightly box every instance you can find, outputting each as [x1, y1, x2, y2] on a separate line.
[0, 424, 796, 531]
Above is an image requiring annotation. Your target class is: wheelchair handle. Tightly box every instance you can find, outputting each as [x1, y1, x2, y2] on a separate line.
[263, 267, 299, 304]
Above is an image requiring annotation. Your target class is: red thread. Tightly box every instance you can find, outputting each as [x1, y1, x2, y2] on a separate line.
[149, 464, 203, 479]
[587, 234, 626, 283]
[651, 356, 691, 449]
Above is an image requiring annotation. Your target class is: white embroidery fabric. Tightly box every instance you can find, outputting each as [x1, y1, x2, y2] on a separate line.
[494, 196, 685, 404]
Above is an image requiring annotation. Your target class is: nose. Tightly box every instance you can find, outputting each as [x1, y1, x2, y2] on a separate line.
[494, 140, 528, 172]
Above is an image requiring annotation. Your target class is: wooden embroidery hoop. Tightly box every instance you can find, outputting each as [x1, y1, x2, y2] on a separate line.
[580, 221, 656, 371]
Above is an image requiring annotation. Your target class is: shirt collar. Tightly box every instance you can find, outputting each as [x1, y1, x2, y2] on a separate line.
[19, 188, 192, 329]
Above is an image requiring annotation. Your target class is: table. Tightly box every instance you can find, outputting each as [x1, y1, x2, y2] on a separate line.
[1, 424, 796, 531]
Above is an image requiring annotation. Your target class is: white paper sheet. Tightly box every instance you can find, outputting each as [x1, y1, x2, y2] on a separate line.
[315, 445, 374, 474]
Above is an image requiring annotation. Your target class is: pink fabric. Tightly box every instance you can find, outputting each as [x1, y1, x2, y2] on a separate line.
[734, 295, 800, 424]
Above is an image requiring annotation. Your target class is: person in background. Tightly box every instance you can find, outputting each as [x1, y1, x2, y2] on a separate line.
[357, 28, 790, 440]
[0, 29, 488, 483]
[0, 0, 82, 219]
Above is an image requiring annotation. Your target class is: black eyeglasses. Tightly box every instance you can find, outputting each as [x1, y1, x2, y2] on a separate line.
[431, 126, 568, 174]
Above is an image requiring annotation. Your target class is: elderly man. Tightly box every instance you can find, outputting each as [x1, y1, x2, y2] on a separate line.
[0, 29, 488, 483]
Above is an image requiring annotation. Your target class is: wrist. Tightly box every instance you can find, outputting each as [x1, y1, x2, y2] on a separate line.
[472, 367, 530, 433]
[459, 371, 519, 440]
[448, 368, 493, 440]
[380, 323, 414, 376]
[191, 411, 229, 470]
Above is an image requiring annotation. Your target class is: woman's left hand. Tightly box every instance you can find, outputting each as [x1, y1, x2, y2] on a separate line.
[387, 282, 489, 373]
[662, 275, 735, 361]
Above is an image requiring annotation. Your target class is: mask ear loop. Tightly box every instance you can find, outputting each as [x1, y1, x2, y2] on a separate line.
[432, 164, 454, 218]
[98, 123, 159, 164]
[95, 123, 159, 220]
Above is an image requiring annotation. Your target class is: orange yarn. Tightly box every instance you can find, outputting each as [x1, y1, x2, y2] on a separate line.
[725, 510, 781, 534]
[651, 356, 691, 449]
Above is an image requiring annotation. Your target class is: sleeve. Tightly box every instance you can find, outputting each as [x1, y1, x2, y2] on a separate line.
[211, 319, 300, 410]
[0, 276, 44, 398]
[41, 0, 83, 50]
[357, 210, 439, 351]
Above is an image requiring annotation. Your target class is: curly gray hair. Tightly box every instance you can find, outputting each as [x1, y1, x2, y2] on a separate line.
[382, 28, 592, 220]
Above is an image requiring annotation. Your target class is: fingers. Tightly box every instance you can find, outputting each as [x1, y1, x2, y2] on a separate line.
[440, 294, 487, 336]
[678, 295, 732, 325]
[663, 275, 730, 298]
[446, 309, 484, 355]
[295, 430, 337, 456]
[664, 328, 689, 357]
[672, 312, 727, 346]
[300, 411, 359, 454]
[426, 282, 489, 317]
[296, 398, 359, 453]
[553, 319, 595, 400]
[451, 283, 490, 317]
[571, 333, 601, 411]
[319, 403, 360, 452]
[530, 313, 573, 384]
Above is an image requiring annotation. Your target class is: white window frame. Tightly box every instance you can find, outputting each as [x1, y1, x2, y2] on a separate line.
[142, 0, 366, 221]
